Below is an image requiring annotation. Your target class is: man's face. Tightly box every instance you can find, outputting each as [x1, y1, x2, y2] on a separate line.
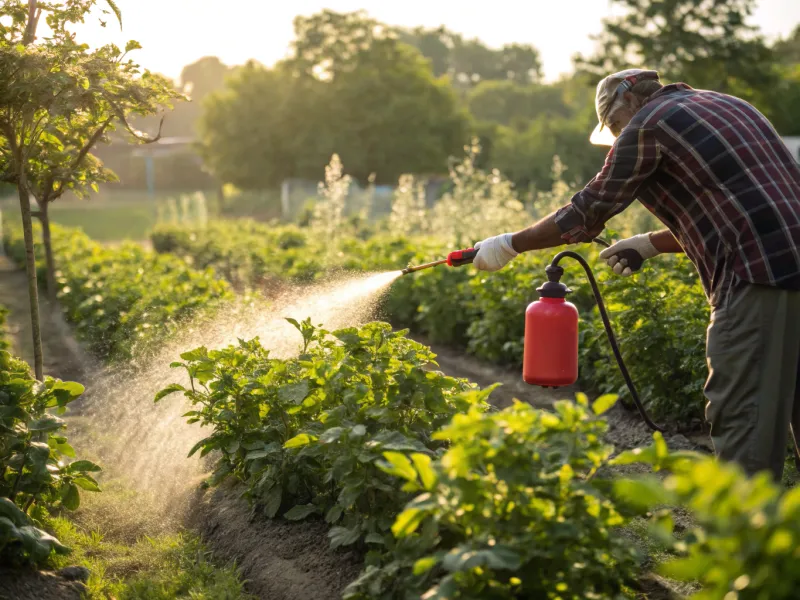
[605, 92, 643, 137]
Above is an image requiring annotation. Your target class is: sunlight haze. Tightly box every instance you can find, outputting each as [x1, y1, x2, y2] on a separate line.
[72, 0, 800, 84]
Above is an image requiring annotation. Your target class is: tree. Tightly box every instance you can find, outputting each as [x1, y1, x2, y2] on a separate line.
[288, 9, 393, 80]
[575, 0, 780, 98]
[774, 25, 800, 65]
[199, 11, 468, 189]
[0, 0, 178, 378]
[198, 62, 301, 189]
[467, 81, 570, 127]
[399, 25, 543, 87]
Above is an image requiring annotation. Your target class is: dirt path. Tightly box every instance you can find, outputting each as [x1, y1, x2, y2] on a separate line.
[0, 256, 89, 383]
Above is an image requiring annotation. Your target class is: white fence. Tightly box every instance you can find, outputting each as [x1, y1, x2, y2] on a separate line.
[782, 137, 800, 163]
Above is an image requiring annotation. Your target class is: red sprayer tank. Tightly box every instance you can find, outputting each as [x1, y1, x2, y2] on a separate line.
[523, 265, 578, 387]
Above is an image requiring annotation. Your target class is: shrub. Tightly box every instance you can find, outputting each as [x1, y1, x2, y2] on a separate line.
[158, 320, 491, 549]
[0, 352, 100, 564]
[345, 394, 640, 599]
[615, 436, 800, 600]
[4, 224, 232, 362]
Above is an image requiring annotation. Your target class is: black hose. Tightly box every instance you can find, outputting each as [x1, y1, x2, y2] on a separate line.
[550, 250, 664, 432]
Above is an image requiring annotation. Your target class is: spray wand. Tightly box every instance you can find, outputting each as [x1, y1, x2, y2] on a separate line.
[399, 238, 662, 432]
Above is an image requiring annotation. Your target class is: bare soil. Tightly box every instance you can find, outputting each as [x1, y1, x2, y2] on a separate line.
[189, 483, 363, 600]
[0, 568, 85, 600]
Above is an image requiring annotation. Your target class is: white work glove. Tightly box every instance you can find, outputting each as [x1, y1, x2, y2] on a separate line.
[473, 233, 518, 272]
[598, 233, 661, 276]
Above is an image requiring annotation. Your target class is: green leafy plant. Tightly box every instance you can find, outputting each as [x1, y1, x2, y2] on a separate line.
[0, 351, 100, 564]
[579, 255, 709, 424]
[158, 320, 492, 550]
[4, 223, 232, 362]
[345, 394, 640, 599]
[151, 213, 710, 427]
[614, 435, 800, 599]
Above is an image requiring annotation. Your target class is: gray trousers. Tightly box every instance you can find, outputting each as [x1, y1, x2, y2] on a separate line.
[705, 283, 800, 481]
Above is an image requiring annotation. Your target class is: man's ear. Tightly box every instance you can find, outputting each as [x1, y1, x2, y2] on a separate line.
[622, 91, 636, 106]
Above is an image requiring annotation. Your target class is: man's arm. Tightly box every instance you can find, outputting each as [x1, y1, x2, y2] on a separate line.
[473, 126, 662, 272]
[520, 127, 662, 252]
[650, 229, 683, 253]
[510, 211, 568, 252]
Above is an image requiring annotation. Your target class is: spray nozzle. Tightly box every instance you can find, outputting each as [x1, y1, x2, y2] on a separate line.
[401, 247, 479, 275]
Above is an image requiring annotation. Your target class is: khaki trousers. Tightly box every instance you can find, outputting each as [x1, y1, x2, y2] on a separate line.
[705, 284, 800, 481]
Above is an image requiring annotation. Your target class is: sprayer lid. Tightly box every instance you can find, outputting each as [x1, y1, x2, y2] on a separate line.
[536, 281, 571, 298]
[536, 264, 571, 298]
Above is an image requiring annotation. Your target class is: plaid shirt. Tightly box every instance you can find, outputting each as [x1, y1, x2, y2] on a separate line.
[555, 83, 800, 306]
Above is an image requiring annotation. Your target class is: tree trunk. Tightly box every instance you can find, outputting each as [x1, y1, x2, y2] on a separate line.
[38, 203, 57, 306]
[17, 178, 44, 380]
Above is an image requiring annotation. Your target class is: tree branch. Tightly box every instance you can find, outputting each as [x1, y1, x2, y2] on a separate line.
[22, 0, 38, 46]
[114, 107, 164, 144]
[72, 117, 114, 170]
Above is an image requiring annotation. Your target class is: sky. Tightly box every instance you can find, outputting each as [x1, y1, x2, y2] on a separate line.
[71, 0, 800, 83]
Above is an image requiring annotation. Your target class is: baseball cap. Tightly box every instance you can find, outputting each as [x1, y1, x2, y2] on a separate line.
[589, 68, 660, 146]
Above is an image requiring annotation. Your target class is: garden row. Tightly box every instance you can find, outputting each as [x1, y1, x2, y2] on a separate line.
[1, 227, 256, 596]
[0, 296, 101, 564]
[158, 318, 800, 599]
[5, 222, 800, 598]
[151, 220, 710, 426]
[4, 224, 232, 363]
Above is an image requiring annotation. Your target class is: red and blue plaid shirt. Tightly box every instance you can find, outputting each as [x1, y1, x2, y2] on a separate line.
[555, 83, 800, 306]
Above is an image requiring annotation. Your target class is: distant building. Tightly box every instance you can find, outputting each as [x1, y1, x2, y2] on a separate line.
[783, 137, 800, 163]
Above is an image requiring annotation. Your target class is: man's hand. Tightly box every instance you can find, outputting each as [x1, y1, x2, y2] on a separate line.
[599, 233, 661, 276]
[473, 233, 518, 272]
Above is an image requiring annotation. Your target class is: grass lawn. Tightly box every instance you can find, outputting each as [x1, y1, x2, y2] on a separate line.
[0, 188, 216, 242]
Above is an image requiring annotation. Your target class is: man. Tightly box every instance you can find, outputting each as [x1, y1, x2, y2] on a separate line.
[472, 68, 800, 481]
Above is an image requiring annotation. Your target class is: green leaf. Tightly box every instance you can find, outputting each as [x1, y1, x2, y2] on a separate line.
[592, 394, 618, 415]
[413, 556, 439, 575]
[367, 431, 429, 452]
[283, 504, 318, 520]
[105, 0, 123, 29]
[377, 451, 417, 482]
[364, 533, 385, 545]
[73, 477, 101, 492]
[320, 427, 345, 444]
[155, 383, 185, 402]
[61, 484, 80, 511]
[284, 433, 318, 449]
[0, 497, 29, 526]
[613, 477, 668, 510]
[264, 485, 283, 518]
[180, 347, 209, 362]
[392, 508, 425, 538]
[50, 381, 84, 403]
[329, 525, 361, 548]
[17, 524, 70, 561]
[442, 545, 522, 572]
[68, 460, 102, 473]
[278, 380, 310, 405]
[659, 555, 715, 582]
[29, 414, 65, 432]
[325, 505, 343, 524]
[411, 453, 437, 491]
[245, 443, 280, 461]
[188, 436, 215, 458]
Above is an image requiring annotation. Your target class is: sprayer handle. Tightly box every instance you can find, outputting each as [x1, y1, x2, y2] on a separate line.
[447, 248, 478, 267]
